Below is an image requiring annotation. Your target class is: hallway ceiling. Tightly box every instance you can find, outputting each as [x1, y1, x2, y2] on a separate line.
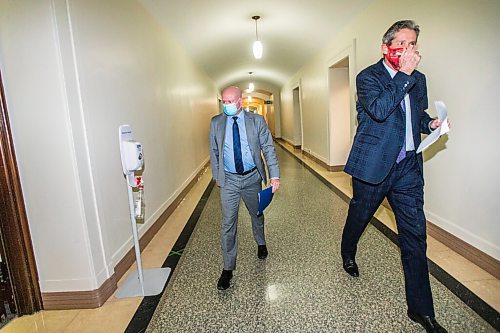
[140, 0, 374, 90]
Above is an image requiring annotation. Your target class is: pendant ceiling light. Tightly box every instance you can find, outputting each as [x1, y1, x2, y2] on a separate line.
[252, 16, 263, 59]
[248, 71, 254, 92]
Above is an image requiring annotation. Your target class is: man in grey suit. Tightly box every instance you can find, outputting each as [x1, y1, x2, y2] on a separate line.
[209, 86, 280, 290]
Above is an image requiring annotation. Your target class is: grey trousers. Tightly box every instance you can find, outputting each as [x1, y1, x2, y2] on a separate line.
[220, 169, 264, 270]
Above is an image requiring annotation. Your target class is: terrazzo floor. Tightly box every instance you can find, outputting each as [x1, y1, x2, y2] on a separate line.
[146, 146, 496, 333]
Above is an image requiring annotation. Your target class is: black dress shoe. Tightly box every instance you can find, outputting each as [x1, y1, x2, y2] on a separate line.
[217, 269, 233, 290]
[408, 311, 448, 333]
[257, 245, 268, 259]
[342, 258, 359, 277]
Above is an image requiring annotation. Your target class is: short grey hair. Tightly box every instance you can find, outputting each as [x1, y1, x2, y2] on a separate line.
[382, 20, 420, 45]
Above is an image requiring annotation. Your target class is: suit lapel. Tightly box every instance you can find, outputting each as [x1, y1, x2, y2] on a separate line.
[216, 114, 226, 147]
[409, 89, 418, 129]
[375, 59, 392, 85]
[244, 112, 257, 156]
[376, 59, 413, 126]
[407, 73, 423, 130]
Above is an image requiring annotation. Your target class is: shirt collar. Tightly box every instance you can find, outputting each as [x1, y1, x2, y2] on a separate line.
[233, 109, 245, 120]
[382, 60, 397, 78]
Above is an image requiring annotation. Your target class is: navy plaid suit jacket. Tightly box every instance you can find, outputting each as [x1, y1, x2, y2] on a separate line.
[344, 59, 433, 184]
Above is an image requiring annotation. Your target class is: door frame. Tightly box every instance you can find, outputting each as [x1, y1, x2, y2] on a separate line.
[326, 39, 357, 167]
[0, 69, 42, 315]
[291, 81, 303, 149]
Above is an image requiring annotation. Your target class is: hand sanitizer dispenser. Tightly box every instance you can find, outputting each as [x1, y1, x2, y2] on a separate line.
[122, 141, 143, 172]
[117, 124, 171, 298]
[119, 125, 144, 175]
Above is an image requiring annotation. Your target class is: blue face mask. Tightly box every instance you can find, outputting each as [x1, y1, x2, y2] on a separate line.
[223, 103, 238, 116]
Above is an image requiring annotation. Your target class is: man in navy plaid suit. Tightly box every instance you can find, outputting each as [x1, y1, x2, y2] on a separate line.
[341, 20, 447, 333]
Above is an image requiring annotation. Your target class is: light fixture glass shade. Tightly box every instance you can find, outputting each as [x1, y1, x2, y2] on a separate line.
[248, 82, 254, 92]
[253, 40, 263, 59]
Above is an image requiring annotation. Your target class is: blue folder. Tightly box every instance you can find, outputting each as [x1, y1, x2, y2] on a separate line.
[257, 186, 274, 217]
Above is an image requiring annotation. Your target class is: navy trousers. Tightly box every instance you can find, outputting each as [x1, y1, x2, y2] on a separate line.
[341, 151, 435, 316]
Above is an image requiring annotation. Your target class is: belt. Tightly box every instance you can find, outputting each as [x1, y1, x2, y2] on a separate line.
[231, 167, 257, 176]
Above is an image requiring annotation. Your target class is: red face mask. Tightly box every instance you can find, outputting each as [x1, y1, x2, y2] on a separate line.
[385, 46, 404, 70]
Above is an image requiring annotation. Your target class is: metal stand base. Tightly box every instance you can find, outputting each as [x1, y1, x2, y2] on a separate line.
[115, 267, 171, 298]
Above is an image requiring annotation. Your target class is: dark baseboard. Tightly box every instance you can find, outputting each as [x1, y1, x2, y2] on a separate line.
[277, 137, 301, 150]
[427, 222, 499, 280]
[328, 165, 345, 172]
[301, 149, 328, 169]
[277, 139, 344, 172]
[42, 274, 117, 310]
[380, 194, 499, 279]
[41, 162, 210, 310]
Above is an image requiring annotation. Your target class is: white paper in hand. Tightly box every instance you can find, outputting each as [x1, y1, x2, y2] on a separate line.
[416, 101, 450, 153]
[435, 101, 450, 134]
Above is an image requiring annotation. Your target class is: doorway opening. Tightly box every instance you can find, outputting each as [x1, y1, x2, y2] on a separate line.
[242, 88, 275, 136]
[328, 56, 351, 171]
[292, 86, 303, 149]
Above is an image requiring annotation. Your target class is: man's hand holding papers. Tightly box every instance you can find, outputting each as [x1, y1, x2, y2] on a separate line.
[416, 101, 450, 153]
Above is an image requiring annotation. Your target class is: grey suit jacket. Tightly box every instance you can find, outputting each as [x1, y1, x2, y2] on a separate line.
[209, 111, 279, 187]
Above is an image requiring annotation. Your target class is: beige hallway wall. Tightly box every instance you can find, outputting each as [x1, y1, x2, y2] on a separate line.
[0, 0, 218, 292]
[280, 0, 500, 259]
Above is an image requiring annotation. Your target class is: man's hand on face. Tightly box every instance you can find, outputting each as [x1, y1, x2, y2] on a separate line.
[399, 44, 421, 75]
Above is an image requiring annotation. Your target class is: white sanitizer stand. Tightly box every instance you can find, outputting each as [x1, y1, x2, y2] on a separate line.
[115, 125, 170, 298]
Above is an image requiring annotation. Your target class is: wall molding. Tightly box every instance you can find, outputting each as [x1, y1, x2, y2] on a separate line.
[301, 147, 344, 172]
[380, 201, 499, 279]
[427, 222, 499, 279]
[281, 136, 301, 149]
[41, 161, 211, 310]
[42, 274, 117, 310]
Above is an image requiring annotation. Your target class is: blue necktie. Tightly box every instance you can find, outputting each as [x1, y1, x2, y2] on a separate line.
[396, 99, 406, 164]
[232, 117, 244, 174]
